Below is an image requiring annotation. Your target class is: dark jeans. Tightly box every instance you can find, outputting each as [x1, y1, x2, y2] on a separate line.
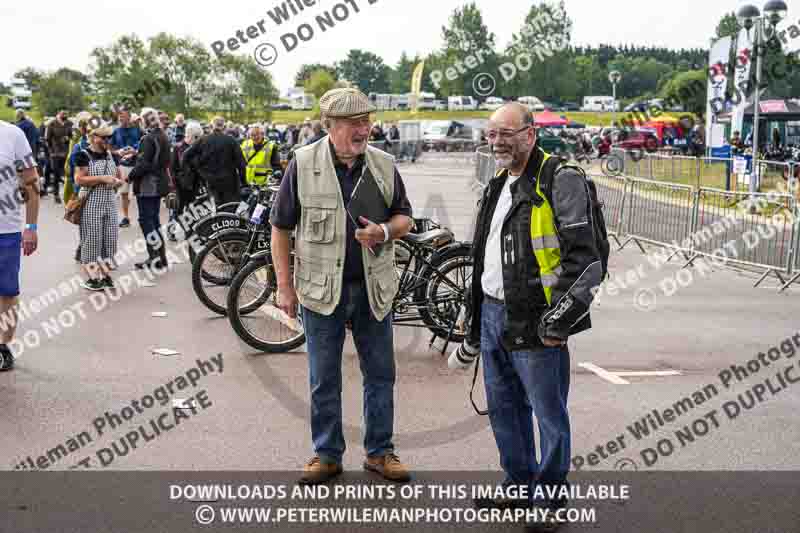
[480, 299, 571, 503]
[173, 187, 196, 232]
[301, 282, 396, 465]
[209, 187, 239, 207]
[136, 196, 162, 249]
[48, 156, 66, 194]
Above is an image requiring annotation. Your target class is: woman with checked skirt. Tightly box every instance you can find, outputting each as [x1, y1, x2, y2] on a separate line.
[74, 123, 125, 291]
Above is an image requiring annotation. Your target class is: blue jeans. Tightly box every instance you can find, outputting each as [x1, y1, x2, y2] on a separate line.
[480, 300, 571, 502]
[301, 282, 396, 465]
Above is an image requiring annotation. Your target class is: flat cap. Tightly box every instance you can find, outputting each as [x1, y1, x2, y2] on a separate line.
[319, 88, 376, 119]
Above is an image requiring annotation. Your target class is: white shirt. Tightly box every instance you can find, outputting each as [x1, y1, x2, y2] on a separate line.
[481, 173, 521, 300]
[0, 121, 36, 234]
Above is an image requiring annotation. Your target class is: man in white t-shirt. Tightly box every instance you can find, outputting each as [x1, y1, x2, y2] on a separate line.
[0, 120, 40, 371]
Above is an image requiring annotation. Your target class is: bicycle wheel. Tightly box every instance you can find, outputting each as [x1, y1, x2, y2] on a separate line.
[415, 244, 472, 342]
[227, 258, 306, 353]
[191, 233, 249, 315]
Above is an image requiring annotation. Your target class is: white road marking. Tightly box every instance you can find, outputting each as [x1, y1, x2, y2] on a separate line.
[153, 348, 180, 356]
[579, 363, 630, 384]
[579, 363, 681, 385]
[615, 370, 682, 377]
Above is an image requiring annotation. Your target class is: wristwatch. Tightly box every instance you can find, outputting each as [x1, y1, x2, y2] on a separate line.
[25, 223, 37, 232]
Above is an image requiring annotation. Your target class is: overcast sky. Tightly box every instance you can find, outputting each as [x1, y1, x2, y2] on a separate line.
[2, 0, 797, 95]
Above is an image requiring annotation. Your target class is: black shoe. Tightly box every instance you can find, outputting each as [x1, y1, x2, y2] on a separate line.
[54, 194, 62, 204]
[81, 278, 105, 291]
[74, 245, 81, 263]
[0, 345, 14, 372]
[102, 276, 115, 289]
[119, 218, 130, 228]
[134, 258, 155, 270]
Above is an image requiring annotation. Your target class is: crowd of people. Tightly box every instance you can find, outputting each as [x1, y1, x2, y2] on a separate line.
[13, 107, 400, 289]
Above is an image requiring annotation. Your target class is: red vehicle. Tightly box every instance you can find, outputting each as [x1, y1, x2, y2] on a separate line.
[615, 130, 659, 152]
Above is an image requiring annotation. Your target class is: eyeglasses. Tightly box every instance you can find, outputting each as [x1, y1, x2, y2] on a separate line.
[486, 126, 531, 142]
[340, 116, 372, 128]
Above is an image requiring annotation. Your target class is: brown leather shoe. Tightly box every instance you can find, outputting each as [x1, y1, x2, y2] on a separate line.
[299, 456, 343, 485]
[363, 453, 411, 482]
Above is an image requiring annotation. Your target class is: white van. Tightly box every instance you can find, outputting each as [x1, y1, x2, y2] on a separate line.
[9, 78, 32, 110]
[448, 96, 477, 111]
[582, 96, 617, 112]
[416, 92, 437, 110]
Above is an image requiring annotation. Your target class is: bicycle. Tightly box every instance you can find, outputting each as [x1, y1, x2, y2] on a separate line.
[190, 186, 278, 315]
[225, 219, 472, 354]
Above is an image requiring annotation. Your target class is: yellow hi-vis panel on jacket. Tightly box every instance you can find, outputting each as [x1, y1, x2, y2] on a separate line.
[241, 140, 275, 186]
[495, 150, 562, 305]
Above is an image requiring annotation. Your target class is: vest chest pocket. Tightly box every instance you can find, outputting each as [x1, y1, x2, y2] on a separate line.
[302, 195, 337, 243]
[296, 260, 333, 303]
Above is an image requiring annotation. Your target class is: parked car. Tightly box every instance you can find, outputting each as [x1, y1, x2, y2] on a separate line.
[536, 127, 567, 155]
[518, 96, 545, 112]
[561, 102, 581, 112]
[615, 130, 659, 152]
[422, 120, 475, 151]
[480, 97, 504, 111]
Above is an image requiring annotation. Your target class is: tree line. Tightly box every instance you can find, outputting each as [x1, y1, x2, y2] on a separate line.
[9, 1, 800, 122]
[295, 2, 799, 118]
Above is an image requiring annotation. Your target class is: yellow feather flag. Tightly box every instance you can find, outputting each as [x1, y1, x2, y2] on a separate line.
[410, 61, 425, 114]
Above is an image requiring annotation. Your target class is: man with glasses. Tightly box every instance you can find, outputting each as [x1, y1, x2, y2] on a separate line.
[270, 88, 413, 485]
[451, 103, 602, 530]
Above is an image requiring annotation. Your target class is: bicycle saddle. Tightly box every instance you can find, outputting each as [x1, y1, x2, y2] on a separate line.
[403, 228, 452, 245]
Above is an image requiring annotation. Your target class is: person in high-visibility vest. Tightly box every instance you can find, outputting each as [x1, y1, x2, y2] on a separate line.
[240, 124, 281, 186]
[450, 102, 603, 519]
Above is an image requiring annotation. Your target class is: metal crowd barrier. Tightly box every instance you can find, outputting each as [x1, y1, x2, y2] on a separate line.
[590, 173, 627, 247]
[684, 188, 795, 286]
[367, 139, 424, 162]
[780, 214, 800, 292]
[613, 149, 798, 193]
[619, 178, 695, 257]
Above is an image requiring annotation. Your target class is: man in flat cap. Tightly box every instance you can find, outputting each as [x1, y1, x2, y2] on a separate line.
[270, 88, 414, 485]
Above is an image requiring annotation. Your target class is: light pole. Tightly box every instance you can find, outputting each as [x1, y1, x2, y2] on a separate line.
[609, 70, 622, 126]
[737, 0, 789, 194]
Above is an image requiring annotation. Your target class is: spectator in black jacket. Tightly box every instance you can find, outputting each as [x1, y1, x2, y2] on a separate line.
[171, 121, 205, 232]
[15, 110, 39, 155]
[451, 103, 602, 520]
[129, 108, 171, 271]
[195, 116, 247, 205]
